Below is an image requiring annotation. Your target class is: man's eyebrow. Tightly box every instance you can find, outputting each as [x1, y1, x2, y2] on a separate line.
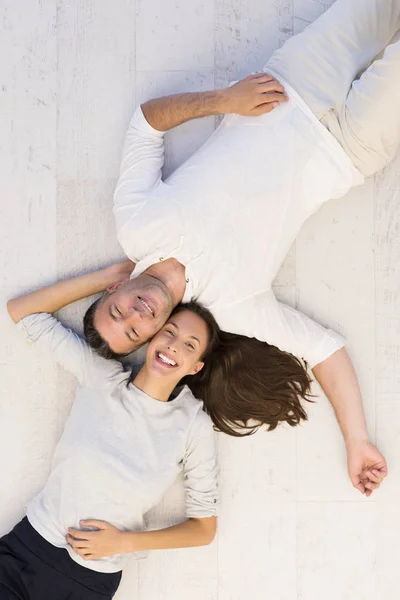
[125, 329, 139, 343]
[108, 305, 137, 343]
[168, 321, 200, 344]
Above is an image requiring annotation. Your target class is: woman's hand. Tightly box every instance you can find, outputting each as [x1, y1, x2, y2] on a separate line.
[67, 520, 133, 560]
[220, 73, 288, 116]
[346, 439, 388, 496]
[105, 259, 136, 286]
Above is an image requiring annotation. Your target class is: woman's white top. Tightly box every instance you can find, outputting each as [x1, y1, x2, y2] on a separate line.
[113, 78, 364, 368]
[17, 313, 218, 573]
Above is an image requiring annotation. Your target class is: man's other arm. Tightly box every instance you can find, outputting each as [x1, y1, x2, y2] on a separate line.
[141, 73, 287, 131]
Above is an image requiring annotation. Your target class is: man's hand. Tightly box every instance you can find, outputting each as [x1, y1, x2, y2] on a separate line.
[67, 520, 132, 560]
[220, 73, 288, 116]
[347, 439, 388, 496]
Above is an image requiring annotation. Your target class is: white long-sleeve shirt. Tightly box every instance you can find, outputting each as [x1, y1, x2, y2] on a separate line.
[113, 78, 364, 368]
[17, 313, 218, 574]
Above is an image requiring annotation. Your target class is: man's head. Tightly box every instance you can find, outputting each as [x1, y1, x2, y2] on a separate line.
[84, 273, 174, 358]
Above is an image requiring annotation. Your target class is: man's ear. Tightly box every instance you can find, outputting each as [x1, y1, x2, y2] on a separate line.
[106, 279, 129, 293]
[189, 361, 204, 376]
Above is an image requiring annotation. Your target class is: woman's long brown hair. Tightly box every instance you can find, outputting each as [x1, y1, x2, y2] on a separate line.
[184, 331, 313, 437]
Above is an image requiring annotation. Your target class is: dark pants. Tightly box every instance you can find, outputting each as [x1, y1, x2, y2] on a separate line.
[0, 518, 122, 599]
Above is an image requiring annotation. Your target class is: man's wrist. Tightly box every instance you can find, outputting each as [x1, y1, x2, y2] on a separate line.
[345, 435, 369, 449]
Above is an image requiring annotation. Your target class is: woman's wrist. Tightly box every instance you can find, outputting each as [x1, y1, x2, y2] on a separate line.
[121, 531, 138, 553]
[102, 260, 135, 287]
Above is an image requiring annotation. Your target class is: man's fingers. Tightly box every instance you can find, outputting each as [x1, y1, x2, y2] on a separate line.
[252, 92, 287, 110]
[250, 104, 275, 116]
[354, 481, 366, 494]
[257, 81, 285, 95]
[259, 93, 288, 106]
[364, 470, 383, 484]
[363, 480, 380, 491]
[249, 72, 275, 82]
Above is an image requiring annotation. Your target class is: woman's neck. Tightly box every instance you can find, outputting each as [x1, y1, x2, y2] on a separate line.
[132, 366, 178, 402]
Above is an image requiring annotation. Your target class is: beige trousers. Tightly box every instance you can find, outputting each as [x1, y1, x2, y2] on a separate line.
[266, 0, 400, 177]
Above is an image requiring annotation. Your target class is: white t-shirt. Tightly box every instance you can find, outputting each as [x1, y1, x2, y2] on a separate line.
[17, 313, 218, 574]
[113, 78, 364, 368]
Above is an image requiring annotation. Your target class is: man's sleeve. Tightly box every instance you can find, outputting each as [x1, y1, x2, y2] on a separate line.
[182, 410, 219, 519]
[218, 291, 346, 369]
[254, 291, 346, 368]
[16, 313, 124, 389]
[113, 106, 166, 242]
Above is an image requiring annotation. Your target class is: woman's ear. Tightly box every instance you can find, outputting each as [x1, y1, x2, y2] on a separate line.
[106, 279, 129, 293]
[189, 361, 204, 376]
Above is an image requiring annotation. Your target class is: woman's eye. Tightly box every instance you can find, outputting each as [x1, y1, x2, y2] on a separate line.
[165, 329, 174, 336]
[116, 306, 122, 315]
[186, 342, 195, 350]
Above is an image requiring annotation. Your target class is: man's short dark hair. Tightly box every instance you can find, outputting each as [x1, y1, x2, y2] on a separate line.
[83, 298, 123, 360]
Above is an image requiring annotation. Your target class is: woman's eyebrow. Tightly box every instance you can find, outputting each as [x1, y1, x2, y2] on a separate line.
[168, 321, 200, 343]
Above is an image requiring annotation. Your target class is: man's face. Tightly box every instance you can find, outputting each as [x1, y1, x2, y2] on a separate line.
[94, 274, 174, 354]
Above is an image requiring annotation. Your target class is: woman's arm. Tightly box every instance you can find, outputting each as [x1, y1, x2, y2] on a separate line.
[67, 517, 217, 559]
[6, 261, 133, 388]
[7, 260, 134, 323]
[313, 348, 387, 496]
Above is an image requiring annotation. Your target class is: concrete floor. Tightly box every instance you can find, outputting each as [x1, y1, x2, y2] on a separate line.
[1, 1, 399, 598]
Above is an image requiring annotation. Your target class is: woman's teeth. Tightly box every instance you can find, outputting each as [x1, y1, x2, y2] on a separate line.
[157, 352, 177, 366]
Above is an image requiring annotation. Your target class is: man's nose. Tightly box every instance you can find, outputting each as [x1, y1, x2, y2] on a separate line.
[128, 305, 152, 320]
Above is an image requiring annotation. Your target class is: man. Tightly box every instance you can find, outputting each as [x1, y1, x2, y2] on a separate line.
[79, 0, 398, 493]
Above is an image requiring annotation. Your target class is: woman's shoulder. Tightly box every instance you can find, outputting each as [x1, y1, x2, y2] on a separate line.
[174, 386, 212, 426]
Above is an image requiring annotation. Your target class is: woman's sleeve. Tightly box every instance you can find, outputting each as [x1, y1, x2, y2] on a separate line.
[113, 105, 166, 245]
[182, 409, 219, 519]
[16, 313, 124, 389]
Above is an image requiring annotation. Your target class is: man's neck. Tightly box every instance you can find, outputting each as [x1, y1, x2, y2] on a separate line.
[145, 258, 186, 307]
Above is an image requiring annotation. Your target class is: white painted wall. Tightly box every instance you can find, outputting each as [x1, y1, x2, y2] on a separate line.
[1, 1, 399, 598]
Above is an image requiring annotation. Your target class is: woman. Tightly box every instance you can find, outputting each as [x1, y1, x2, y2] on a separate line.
[185, 331, 313, 437]
[1, 262, 219, 600]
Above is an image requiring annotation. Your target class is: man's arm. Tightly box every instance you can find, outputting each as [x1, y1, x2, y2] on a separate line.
[232, 293, 387, 496]
[7, 260, 134, 323]
[313, 348, 387, 496]
[141, 73, 287, 131]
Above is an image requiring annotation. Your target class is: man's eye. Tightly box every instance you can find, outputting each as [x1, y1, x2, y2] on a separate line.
[116, 305, 122, 315]
[165, 329, 174, 336]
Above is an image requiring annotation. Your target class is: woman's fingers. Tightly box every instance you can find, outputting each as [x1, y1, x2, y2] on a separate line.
[68, 528, 91, 540]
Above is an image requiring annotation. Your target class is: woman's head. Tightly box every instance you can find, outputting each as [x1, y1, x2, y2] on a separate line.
[145, 302, 221, 384]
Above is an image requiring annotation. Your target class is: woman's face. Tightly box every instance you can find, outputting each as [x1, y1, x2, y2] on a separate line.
[146, 310, 209, 382]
